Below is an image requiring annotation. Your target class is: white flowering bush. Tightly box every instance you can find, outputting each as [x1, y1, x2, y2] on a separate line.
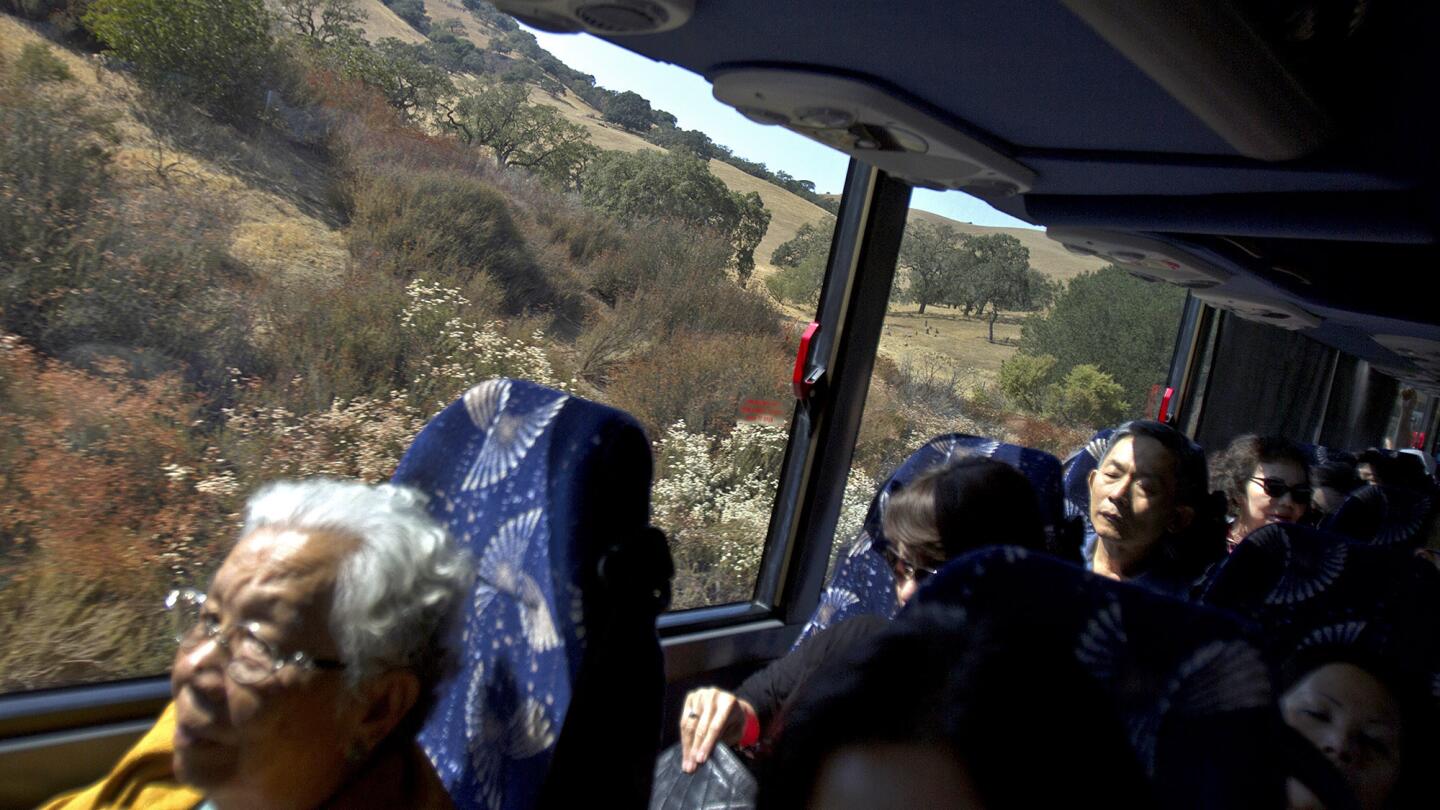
[655, 419, 878, 609]
[400, 278, 569, 409]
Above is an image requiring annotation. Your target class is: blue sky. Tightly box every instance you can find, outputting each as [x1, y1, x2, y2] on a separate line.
[525, 27, 1034, 230]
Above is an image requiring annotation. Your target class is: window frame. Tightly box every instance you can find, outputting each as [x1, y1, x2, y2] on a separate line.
[659, 159, 912, 644]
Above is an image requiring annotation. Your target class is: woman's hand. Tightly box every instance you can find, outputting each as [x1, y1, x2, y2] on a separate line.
[679, 687, 755, 773]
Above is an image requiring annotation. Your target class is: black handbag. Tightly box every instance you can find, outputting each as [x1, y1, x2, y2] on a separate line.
[649, 742, 757, 810]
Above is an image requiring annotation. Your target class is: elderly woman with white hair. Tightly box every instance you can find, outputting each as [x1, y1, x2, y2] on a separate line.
[43, 479, 471, 810]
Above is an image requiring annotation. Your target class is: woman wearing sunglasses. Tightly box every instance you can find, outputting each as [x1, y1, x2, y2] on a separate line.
[677, 456, 1047, 774]
[1212, 434, 1313, 551]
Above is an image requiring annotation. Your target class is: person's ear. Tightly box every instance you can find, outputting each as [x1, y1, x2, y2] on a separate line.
[353, 670, 420, 753]
[1087, 468, 1098, 494]
[1168, 504, 1195, 534]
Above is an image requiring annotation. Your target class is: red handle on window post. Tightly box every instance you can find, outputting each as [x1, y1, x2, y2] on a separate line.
[793, 321, 822, 400]
[1158, 386, 1175, 424]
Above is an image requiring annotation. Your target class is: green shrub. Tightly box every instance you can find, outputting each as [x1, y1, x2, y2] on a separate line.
[348, 168, 567, 315]
[764, 250, 825, 307]
[259, 270, 411, 412]
[1019, 266, 1186, 415]
[608, 332, 791, 436]
[998, 352, 1057, 412]
[15, 42, 72, 83]
[0, 82, 115, 340]
[1048, 363, 1127, 428]
[83, 0, 274, 118]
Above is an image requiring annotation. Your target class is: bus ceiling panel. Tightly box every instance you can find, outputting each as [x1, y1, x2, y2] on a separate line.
[1015, 152, 1412, 197]
[593, 0, 1239, 156]
[1198, 238, 1440, 329]
[1060, 0, 1332, 161]
[1021, 192, 1436, 243]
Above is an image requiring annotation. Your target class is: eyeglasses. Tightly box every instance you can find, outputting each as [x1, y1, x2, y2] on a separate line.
[1249, 477, 1314, 503]
[880, 545, 939, 584]
[164, 589, 345, 685]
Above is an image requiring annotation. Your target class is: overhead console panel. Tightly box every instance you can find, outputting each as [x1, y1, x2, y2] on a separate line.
[711, 68, 1036, 194]
[1045, 228, 1230, 289]
[1193, 286, 1322, 332]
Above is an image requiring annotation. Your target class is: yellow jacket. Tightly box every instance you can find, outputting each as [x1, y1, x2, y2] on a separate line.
[39, 703, 202, 810]
[40, 702, 455, 810]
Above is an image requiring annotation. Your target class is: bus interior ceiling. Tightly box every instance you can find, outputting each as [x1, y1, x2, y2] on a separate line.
[574, 0, 1440, 448]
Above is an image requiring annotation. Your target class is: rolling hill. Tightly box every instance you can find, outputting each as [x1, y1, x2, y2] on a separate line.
[402, 3, 1104, 283]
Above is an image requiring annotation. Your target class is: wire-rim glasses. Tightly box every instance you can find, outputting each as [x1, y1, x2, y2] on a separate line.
[164, 589, 345, 685]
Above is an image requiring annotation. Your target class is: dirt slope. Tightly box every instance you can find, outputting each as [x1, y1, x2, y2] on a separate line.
[2, 16, 348, 286]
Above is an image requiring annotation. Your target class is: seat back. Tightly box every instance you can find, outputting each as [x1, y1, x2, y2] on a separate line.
[1322, 484, 1436, 548]
[791, 434, 1065, 649]
[914, 548, 1283, 810]
[1199, 522, 1440, 672]
[1061, 428, 1115, 562]
[394, 379, 670, 810]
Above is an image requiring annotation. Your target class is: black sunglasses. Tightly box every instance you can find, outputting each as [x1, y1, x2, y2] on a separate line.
[1250, 476, 1313, 503]
[880, 545, 939, 583]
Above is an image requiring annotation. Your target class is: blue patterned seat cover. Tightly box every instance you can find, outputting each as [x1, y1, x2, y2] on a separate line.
[1297, 442, 1350, 467]
[393, 378, 668, 810]
[1062, 428, 1116, 562]
[1321, 483, 1436, 548]
[914, 548, 1283, 809]
[1198, 522, 1440, 698]
[791, 434, 1065, 650]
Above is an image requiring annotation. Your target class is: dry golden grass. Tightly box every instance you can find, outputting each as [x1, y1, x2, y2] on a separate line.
[423, 0, 494, 46]
[877, 304, 1024, 381]
[3, 16, 349, 285]
[774, 296, 1025, 388]
[355, 0, 429, 44]
[707, 158, 832, 278]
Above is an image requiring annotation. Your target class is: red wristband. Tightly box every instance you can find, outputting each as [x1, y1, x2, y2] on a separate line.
[738, 705, 761, 748]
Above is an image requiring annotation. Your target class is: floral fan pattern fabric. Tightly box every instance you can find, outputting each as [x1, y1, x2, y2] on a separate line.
[913, 548, 1282, 809]
[395, 378, 662, 810]
[791, 434, 1066, 650]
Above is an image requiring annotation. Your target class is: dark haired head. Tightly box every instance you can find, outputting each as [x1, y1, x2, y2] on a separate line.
[1211, 435, 1310, 519]
[1095, 420, 1227, 574]
[1312, 461, 1361, 494]
[883, 457, 1047, 568]
[757, 608, 1155, 810]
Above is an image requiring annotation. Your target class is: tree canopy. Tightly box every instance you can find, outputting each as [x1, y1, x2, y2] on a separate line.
[603, 90, 658, 132]
[84, 0, 273, 118]
[771, 216, 835, 268]
[442, 83, 595, 188]
[1018, 265, 1187, 415]
[580, 150, 771, 283]
[897, 225, 1047, 340]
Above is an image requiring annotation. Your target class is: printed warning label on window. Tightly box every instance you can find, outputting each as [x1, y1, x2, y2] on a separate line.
[739, 398, 787, 424]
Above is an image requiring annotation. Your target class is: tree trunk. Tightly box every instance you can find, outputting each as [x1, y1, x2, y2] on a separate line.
[918, 300, 927, 315]
[988, 309, 998, 343]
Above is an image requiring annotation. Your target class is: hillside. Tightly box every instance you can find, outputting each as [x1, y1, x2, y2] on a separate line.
[906, 208, 1107, 282]
[358, 2, 1102, 284]
[1, 15, 349, 286]
[354, 0, 429, 44]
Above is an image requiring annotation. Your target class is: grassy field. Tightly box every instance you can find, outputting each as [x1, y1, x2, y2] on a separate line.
[356, 0, 430, 44]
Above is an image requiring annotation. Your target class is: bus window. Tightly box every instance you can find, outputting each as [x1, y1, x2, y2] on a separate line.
[832, 194, 1189, 567]
[0, 8, 846, 693]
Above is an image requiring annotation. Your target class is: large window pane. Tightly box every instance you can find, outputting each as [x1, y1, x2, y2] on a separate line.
[0, 4, 842, 693]
[833, 197, 1189, 567]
